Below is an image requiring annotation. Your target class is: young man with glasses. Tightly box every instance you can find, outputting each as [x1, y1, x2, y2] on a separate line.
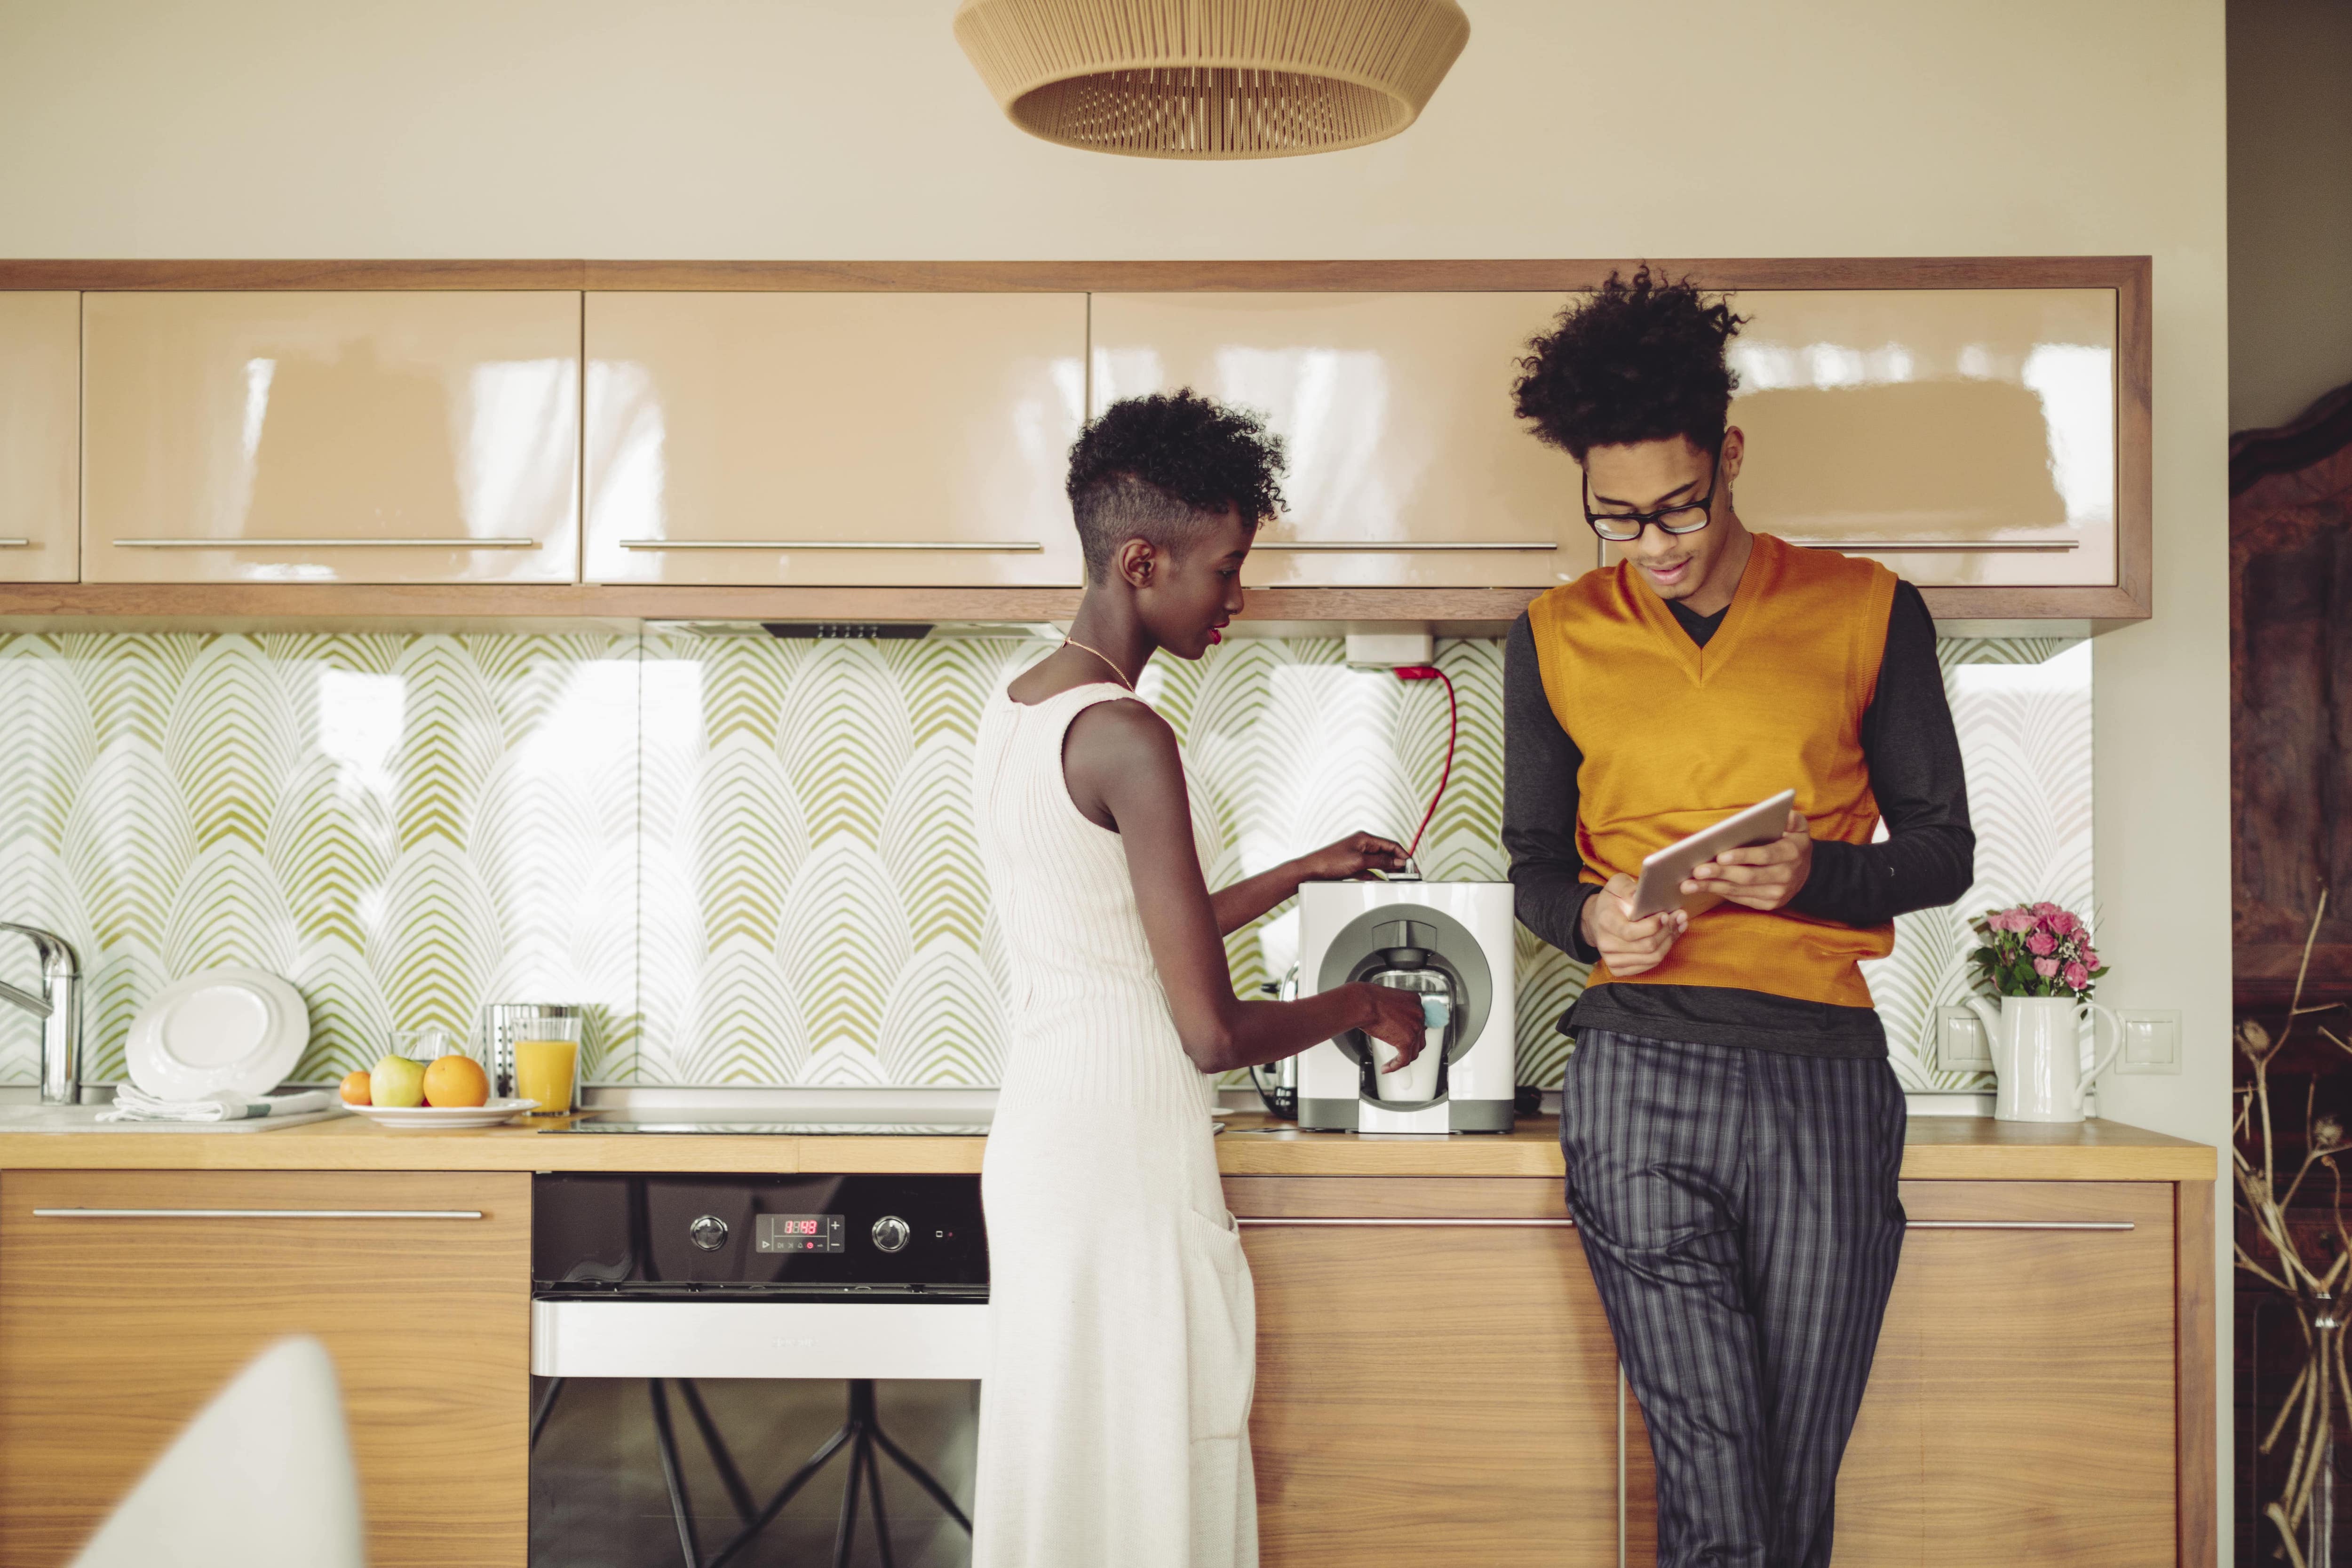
[1501, 270, 1974, 1568]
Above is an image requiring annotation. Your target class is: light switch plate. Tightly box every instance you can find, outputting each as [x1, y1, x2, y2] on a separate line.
[2113, 1009, 2182, 1075]
[1934, 1006, 1994, 1074]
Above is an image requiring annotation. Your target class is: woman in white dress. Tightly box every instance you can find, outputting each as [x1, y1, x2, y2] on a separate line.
[970, 392, 1430, 1568]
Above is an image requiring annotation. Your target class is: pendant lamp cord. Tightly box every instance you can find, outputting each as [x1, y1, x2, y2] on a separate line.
[1393, 664, 1457, 863]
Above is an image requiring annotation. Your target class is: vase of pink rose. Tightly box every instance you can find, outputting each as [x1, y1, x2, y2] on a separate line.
[1964, 902, 2120, 1123]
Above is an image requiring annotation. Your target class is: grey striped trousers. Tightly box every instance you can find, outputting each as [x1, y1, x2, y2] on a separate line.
[1559, 1029, 1907, 1568]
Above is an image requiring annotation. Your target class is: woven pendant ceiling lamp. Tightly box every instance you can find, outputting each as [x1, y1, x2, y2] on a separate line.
[952, 0, 1471, 159]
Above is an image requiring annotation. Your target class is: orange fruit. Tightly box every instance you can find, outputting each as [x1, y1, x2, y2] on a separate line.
[422, 1055, 489, 1109]
[338, 1070, 373, 1106]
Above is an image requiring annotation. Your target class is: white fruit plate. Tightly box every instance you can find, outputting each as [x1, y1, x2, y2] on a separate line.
[345, 1098, 538, 1130]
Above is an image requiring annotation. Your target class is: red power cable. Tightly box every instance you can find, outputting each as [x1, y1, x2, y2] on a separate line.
[1392, 664, 1457, 863]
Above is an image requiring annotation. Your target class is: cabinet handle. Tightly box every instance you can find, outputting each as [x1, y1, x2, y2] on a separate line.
[1781, 538, 2081, 554]
[1248, 541, 1557, 552]
[1905, 1219, 2134, 1231]
[1237, 1217, 1576, 1228]
[112, 538, 540, 549]
[1234, 1218, 2132, 1231]
[617, 539, 1044, 553]
[0, 538, 29, 548]
[34, 1208, 486, 1220]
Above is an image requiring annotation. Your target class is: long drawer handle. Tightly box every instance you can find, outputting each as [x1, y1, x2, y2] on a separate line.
[1249, 541, 1557, 552]
[1906, 1219, 2134, 1231]
[34, 1208, 486, 1219]
[0, 538, 30, 548]
[617, 539, 1044, 552]
[1235, 1217, 2135, 1232]
[112, 538, 540, 549]
[1238, 1217, 1576, 1227]
[1780, 538, 2082, 553]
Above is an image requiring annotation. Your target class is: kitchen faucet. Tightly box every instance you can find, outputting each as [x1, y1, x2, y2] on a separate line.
[0, 923, 81, 1105]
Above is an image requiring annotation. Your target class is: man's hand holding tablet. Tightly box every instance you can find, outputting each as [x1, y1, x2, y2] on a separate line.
[1579, 792, 1816, 977]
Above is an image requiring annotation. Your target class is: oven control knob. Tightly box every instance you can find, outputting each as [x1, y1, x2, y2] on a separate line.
[688, 1214, 730, 1252]
[870, 1216, 911, 1254]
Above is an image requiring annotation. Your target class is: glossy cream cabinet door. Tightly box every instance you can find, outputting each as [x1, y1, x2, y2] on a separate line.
[83, 292, 580, 583]
[583, 293, 1086, 586]
[0, 293, 80, 582]
[1603, 288, 2119, 589]
[1089, 293, 1593, 589]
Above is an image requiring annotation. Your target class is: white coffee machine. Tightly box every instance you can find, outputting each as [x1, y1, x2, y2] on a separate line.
[1293, 880, 1517, 1134]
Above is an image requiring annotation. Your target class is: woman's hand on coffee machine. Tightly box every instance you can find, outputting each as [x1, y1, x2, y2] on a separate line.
[1297, 833, 1412, 883]
[1209, 833, 1410, 936]
[1353, 984, 1431, 1070]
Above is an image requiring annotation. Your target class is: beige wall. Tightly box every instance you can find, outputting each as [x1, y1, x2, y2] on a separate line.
[2230, 0, 2352, 430]
[0, 0, 2233, 1536]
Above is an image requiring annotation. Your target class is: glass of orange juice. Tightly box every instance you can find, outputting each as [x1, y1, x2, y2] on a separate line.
[513, 1015, 582, 1115]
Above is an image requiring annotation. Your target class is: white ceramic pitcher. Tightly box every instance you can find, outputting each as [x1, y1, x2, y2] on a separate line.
[1964, 995, 2124, 1122]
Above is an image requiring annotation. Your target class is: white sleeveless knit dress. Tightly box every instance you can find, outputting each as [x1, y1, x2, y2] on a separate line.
[969, 681, 1258, 1568]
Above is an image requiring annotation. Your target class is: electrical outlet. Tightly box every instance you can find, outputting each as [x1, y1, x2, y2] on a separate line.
[1935, 1006, 1994, 1074]
[2112, 1009, 2182, 1075]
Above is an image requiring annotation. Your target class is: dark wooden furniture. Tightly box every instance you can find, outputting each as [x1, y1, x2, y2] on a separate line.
[2231, 380, 2352, 1005]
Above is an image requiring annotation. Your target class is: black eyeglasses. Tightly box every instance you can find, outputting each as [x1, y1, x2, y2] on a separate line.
[1582, 445, 1723, 543]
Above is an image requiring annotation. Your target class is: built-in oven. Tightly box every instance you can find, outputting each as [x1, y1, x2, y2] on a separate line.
[530, 1173, 986, 1567]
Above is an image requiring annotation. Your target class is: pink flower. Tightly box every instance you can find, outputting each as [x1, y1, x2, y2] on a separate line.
[2026, 931, 2056, 956]
[2081, 948, 2099, 970]
[1994, 909, 2033, 933]
[2063, 963, 2090, 990]
[2049, 911, 2080, 937]
[2032, 902, 2060, 918]
[2033, 957, 2060, 979]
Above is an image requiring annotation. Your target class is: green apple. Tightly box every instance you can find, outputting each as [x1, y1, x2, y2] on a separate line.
[370, 1054, 427, 1109]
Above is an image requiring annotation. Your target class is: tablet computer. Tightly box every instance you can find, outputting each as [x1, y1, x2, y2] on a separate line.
[1629, 789, 1799, 920]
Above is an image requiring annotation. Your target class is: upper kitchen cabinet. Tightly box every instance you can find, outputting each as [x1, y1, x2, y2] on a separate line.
[1603, 288, 2124, 590]
[82, 292, 581, 583]
[1089, 293, 1590, 589]
[582, 293, 1087, 586]
[0, 293, 80, 583]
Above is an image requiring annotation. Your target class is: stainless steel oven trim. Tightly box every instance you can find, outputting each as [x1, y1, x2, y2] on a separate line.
[531, 1297, 988, 1381]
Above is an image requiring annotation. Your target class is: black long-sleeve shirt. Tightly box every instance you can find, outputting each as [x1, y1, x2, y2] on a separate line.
[1502, 580, 1974, 1058]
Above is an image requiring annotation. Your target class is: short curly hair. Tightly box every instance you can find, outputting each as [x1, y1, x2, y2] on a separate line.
[1066, 390, 1287, 582]
[1512, 268, 1748, 462]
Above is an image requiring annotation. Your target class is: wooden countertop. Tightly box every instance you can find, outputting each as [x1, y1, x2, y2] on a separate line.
[0, 1112, 2215, 1181]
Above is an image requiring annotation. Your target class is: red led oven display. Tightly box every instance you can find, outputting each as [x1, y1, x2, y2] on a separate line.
[755, 1213, 846, 1254]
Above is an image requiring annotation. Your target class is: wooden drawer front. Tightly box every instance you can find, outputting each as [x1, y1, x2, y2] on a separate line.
[82, 292, 581, 584]
[1624, 1181, 2177, 1567]
[0, 293, 79, 583]
[1225, 1176, 1571, 1220]
[1245, 1217, 1620, 1567]
[0, 1170, 529, 1568]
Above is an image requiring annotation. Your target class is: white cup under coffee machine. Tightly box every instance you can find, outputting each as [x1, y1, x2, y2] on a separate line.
[1293, 880, 1516, 1134]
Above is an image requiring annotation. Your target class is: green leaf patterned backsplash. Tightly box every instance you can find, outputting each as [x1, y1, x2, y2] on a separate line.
[0, 630, 2086, 1092]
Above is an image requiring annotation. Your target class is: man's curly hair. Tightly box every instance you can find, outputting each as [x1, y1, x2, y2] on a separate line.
[1066, 390, 1286, 582]
[1512, 268, 1748, 462]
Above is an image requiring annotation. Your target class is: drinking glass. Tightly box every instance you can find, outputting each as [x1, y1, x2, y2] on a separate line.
[513, 1015, 583, 1115]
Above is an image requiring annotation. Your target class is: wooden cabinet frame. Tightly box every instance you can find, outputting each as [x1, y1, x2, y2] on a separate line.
[0, 257, 2151, 629]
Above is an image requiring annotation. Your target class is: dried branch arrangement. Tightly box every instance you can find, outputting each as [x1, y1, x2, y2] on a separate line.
[2238, 892, 2352, 1564]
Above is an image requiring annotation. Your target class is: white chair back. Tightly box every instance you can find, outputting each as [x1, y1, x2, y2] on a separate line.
[71, 1336, 365, 1568]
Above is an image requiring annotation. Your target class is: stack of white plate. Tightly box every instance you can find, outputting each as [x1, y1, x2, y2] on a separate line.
[126, 968, 311, 1100]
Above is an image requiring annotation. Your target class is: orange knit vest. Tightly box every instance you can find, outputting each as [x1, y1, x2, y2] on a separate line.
[1526, 532, 1900, 1009]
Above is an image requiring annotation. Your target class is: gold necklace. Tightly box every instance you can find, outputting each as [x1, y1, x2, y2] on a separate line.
[1061, 636, 1135, 691]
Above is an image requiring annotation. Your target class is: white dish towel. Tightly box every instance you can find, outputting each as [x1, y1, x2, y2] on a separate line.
[101, 1086, 337, 1123]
